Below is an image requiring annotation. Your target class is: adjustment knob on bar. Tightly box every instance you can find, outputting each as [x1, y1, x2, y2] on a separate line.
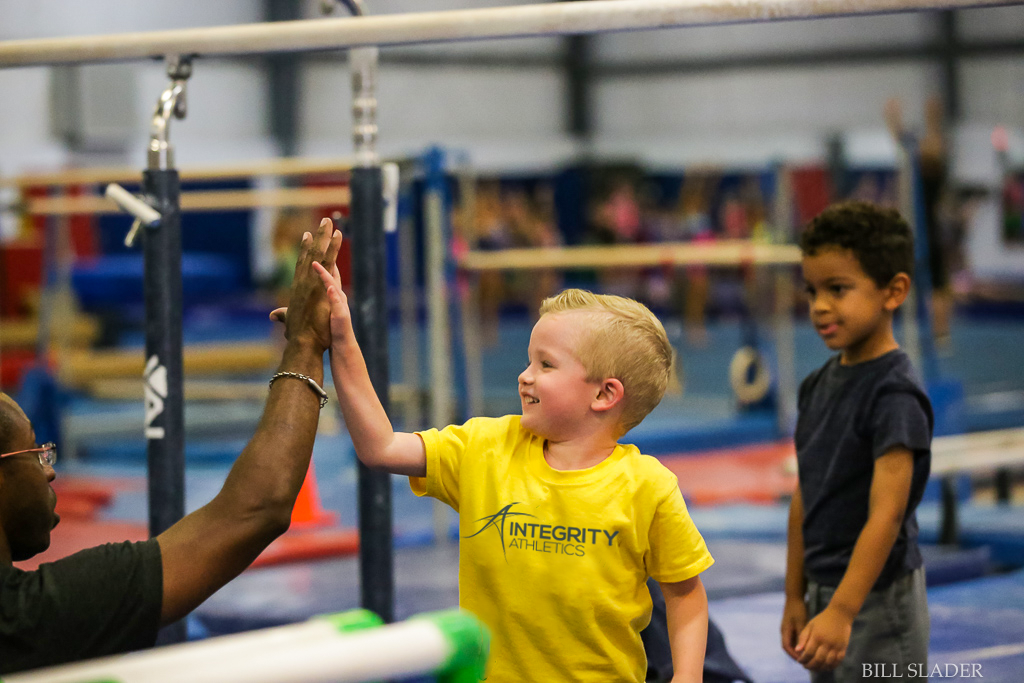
[105, 183, 161, 247]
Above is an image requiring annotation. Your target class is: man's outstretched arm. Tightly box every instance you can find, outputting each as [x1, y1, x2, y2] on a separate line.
[155, 219, 341, 625]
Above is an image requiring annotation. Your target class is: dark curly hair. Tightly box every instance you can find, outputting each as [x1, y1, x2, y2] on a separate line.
[800, 201, 914, 288]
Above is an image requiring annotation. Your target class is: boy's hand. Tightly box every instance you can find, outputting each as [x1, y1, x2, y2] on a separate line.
[780, 596, 808, 661]
[312, 259, 355, 345]
[274, 217, 343, 352]
[795, 606, 852, 672]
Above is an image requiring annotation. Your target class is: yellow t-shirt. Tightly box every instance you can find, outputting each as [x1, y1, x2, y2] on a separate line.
[411, 415, 714, 683]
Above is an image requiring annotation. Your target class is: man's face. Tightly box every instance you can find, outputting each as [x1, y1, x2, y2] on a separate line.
[0, 397, 59, 562]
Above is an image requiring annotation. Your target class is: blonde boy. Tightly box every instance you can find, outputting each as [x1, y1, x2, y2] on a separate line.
[310, 242, 713, 682]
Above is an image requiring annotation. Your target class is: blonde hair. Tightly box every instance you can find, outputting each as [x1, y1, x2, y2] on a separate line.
[539, 289, 672, 432]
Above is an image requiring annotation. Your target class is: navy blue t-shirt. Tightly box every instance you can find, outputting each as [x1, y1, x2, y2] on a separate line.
[795, 349, 932, 590]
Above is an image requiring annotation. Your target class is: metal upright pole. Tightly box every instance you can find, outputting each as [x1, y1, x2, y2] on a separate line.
[351, 157, 393, 622]
[772, 164, 798, 435]
[144, 56, 189, 644]
[906, 138, 940, 384]
[332, 0, 393, 623]
[897, 134, 939, 383]
[424, 147, 454, 547]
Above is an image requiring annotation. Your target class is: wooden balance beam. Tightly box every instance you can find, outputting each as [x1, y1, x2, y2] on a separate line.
[3, 155, 356, 217]
[458, 240, 802, 272]
[932, 427, 1024, 477]
[23, 186, 351, 217]
[1, 156, 356, 188]
[84, 376, 417, 405]
[931, 427, 1024, 544]
[0, 316, 100, 348]
[57, 342, 280, 389]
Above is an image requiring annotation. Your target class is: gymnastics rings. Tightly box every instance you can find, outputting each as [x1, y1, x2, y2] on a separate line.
[729, 345, 772, 406]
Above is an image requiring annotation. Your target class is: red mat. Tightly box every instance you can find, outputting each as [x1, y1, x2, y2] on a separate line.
[16, 518, 148, 571]
[661, 440, 797, 506]
[18, 519, 360, 572]
[250, 528, 360, 568]
[53, 477, 142, 520]
[18, 475, 360, 571]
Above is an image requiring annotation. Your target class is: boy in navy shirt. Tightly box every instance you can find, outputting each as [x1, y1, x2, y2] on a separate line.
[781, 202, 933, 681]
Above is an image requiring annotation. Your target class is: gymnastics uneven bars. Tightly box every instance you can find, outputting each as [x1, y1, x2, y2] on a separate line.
[0, 157, 357, 187]
[0, 0, 1016, 68]
[2, 156, 358, 214]
[20, 186, 351, 216]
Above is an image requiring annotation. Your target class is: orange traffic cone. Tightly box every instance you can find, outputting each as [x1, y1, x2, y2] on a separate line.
[290, 461, 338, 529]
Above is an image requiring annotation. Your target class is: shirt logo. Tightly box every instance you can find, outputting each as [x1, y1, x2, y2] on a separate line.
[466, 502, 535, 560]
[466, 502, 620, 560]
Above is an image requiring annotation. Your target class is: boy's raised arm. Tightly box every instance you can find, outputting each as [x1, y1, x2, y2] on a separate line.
[795, 446, 913, 671]
[312, 257, 426, 477]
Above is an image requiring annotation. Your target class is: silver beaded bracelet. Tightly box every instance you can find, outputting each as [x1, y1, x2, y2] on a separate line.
[269, 371, 329, 409]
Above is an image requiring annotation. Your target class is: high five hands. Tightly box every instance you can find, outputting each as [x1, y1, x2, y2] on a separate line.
[270, 217, 349, 348]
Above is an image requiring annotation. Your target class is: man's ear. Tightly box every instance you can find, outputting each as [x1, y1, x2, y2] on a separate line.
[592, 378, 624, 413]
[884, 272, 911, 311]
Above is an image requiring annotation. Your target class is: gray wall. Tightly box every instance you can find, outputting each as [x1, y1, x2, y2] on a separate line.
[1, 0, 1023, 274]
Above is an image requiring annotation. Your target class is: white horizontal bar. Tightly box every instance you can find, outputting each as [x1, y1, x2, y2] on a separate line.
[6, 620, 451, 683]
[0, 0, 1016, 68]
[931, 427, 1024, 476]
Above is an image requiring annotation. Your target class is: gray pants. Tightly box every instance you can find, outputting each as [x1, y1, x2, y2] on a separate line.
[807, 567, 929, 683]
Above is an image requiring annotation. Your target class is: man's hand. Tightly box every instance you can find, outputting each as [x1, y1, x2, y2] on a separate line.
[795, 605, 852, 672]
[278, 217, 343, 353]
[780, 595, 808, 661]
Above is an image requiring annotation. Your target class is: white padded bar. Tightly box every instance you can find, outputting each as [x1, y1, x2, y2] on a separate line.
[0, 0, 1016, 68]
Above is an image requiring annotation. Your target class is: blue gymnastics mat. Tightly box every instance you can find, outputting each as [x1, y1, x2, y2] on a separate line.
[690, 498, 1024, 573]
[623, 408, 780, 456]
[690, 503, 994, 585]
[191, 539, 788, 637]
[186, 528, 987, 639]
[191, 540, 787, 639]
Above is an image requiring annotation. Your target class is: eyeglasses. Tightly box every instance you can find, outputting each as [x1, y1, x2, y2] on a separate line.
[0, 443, 57, 468]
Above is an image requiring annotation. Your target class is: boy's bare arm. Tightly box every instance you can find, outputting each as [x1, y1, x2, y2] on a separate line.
[313, 254, 427, 477]
[781, 488, 807, 660]
[796, 447, 914, 671]
[660, 576, 708, 683]
[830, 447, 914, 615]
